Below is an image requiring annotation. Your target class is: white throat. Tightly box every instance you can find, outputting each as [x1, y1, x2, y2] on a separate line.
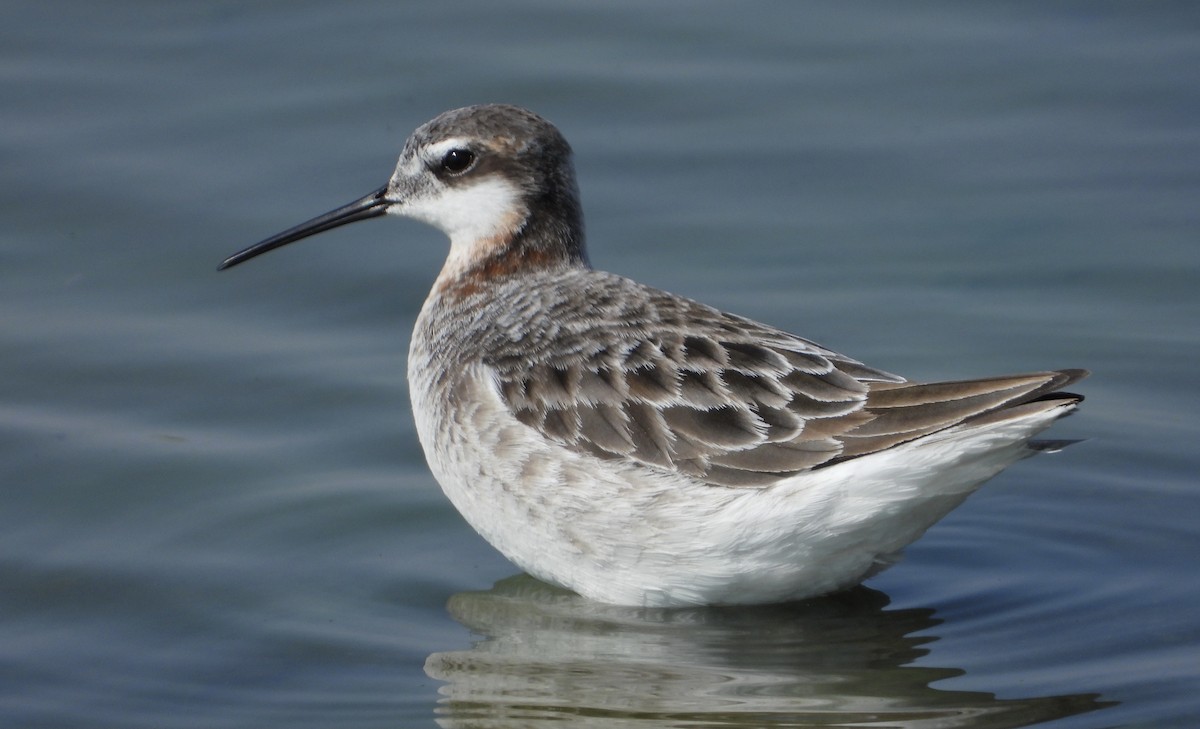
[398, 175, 526, 275]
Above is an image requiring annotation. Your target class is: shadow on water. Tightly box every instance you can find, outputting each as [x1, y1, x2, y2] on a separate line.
[427, 576, 1112, 728]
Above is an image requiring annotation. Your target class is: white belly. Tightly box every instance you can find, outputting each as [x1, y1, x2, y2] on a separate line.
[407, 348, 1064, 607]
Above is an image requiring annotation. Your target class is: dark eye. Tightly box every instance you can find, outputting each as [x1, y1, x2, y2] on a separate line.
[440, 148, 475, 174]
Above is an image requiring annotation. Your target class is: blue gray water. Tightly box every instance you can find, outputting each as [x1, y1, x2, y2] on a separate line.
[3, 2, 1197, 727]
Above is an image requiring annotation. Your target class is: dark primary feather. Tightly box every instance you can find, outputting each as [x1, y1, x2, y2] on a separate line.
[479, 270, 1086, 487]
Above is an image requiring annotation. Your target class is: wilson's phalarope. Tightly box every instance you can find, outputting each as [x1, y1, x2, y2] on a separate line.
[220, 104, 1087, 607]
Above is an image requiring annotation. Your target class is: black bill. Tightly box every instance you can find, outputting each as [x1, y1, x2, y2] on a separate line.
[218, 186, 390, 270]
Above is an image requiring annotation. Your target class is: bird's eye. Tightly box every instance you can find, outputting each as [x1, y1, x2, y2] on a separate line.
[440, 148, 475, 174]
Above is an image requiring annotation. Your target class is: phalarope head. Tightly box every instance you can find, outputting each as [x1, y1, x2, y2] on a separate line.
[219, 104, 587, 280]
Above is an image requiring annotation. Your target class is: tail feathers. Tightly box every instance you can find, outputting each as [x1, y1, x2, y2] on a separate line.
[1028, 438, 1085, 453]
[830, 369, 1088, 464]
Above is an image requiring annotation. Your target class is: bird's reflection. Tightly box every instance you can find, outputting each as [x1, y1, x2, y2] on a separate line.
[426, 576, 1111, 728]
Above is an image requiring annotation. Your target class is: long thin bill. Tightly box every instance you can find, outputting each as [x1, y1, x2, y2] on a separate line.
[218, 186, 390, 270]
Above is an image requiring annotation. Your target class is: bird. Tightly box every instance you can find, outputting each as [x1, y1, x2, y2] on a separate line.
[220, 104, 1087, 607]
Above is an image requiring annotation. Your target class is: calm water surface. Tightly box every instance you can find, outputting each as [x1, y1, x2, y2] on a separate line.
[3, 2, 1197, 727]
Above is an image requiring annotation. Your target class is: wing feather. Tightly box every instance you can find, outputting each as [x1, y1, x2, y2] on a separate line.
[481, 271, 1086, 487]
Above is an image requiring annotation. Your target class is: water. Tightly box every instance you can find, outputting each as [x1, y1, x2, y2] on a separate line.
[2, 2, 1197, 727]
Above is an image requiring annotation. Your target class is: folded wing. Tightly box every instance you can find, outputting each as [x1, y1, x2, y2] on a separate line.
[486, 276, 1086, 487]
